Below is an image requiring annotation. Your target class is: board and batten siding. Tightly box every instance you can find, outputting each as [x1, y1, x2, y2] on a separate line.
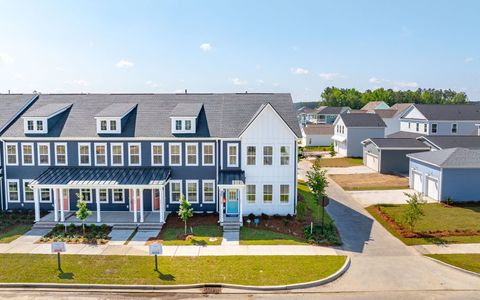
[346, 127, 385, 157]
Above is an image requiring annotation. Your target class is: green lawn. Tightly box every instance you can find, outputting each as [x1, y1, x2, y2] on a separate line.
[240, 227, 308, 245]
[0, 225, 32, 244]
[159, 225, 223, 246]
[304, 146, 330, 152]
[427, 254, 480, 274]
[367, 204, 480, 245]
[314, 157, 363, 168]
[0, 254, 346, 286]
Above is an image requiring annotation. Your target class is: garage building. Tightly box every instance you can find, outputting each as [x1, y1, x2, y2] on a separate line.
[407, 148, 480, 202]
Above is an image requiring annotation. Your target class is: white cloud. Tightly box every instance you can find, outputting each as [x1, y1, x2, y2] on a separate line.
[369, 77, 381, 84]
[256, 79, 264, 85]
[0, 53, 14, 64]
[146, 80, 159, 88]
[319, 73, 342, 80]
[464, 57, 474, 63]
[116, 59, 134, 68]
[200, 43, 212, 52]
[291, 67, 309, 75]
[369, 77, 418, 89]
[229, 77, 247, 85]
[71, 79, 88, 86]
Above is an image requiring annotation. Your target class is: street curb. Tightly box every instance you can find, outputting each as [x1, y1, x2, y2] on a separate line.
[0, 256, 350, 292]
[424, 256, 480, 277]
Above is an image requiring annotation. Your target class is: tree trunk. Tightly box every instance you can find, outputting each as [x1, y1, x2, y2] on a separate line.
[82, 223, 85, 235]
[184, 220, 187, 235]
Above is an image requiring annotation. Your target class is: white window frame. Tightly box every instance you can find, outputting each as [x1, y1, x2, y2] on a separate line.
[112, 189, 125, 204]
[186, 180, 199, 203]
[40, 188, 52, 203]
[227, 143, 238, 167]
[110, 143, 124, 166]
[80, 188, 93, 203]
[54, 142, 68, 166]
[94, 143, 108, 166]
[23, 179, 34, 203]
[263, 184, 273, 204]
[23, 118, 47, 134]
[280, 184, 290, 204]
[263, 145, 273, 166]
[169, 143, 182, 166]
[37, 143, 51, 166]
[6, 142, 18, 166]
[128, 143, 142, 166]
[169, 180, 182, 203]
[202, 143, 215, 166]
[202, 180, 215, 203]
[78, 143, 91, 166]
[151, 142, 164, 166]
[21, 143, 34, 166]
[280, 146, 290, 166]
[185, 143, 198, 166]
[246, 145, 256, 166]
[7, 179, 20, 203]
[98, 189, 109, 203]
[246, 184, 256, 204]
[95, 117, 121, 134]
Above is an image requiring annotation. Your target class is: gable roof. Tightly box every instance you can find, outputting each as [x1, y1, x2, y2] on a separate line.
[387, 131, 425, 139]
[303, 124, 334, 135]
[23, 103, 72, 118]
[0, 94, 37, 133]
[363, 138, 430, 149]
[417, 135, 480, 150]
[373, 109, 398, 119]
[95, 103, 138, 118]
[2, 93, 301, 138]
[408, 147, 480, 168]
[339, 113, 386, 127]
[169, 103, 203, 118]
[317, 106, 350, 115]
[405, 104, 480, 121]
[390, 103, 413, 114]
[361, 101, 389, 111]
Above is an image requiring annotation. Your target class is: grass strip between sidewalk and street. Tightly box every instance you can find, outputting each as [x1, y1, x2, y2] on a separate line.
[0, 254, 346, 286]
[426, 254, 480, 274]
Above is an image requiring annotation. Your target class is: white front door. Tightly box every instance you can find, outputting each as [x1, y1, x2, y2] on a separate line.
[365, 153, 379, 171]
[426, 177, 439, 200]
[412, 171, 423, 193]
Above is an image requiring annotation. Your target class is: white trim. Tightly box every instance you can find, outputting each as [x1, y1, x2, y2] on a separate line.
[169, 180, 182, 203]
[39, 188, 52, 203]
[112, 188, 125, 204]
[169, 143, 182, 166]
[128, 143, 142, 166]
[6, 179, 20, 203]
[94, 143, 108, 166]
[96, 117, 121, 134]
[37, 142, 50, 166]
[110, 143, 124, 166]
[21, 143, 34, 166]
[279, 183, 290, 205]
[54, 142, 68, 166]
[151, 142, 165, 166]
[23, 179, 34, 203]
[262, 183, 273, 204]
[227, 143, 239, 167]
[79, 188, 93, 203]
[5, 142, 18, 166]
[202, 142, 215, 166]
[78, 143, 91, 166]
[170, 117, 197, 134]
[202, 180, 215, 203]
[23, 118, 48, 134]
[186, 180, 199, 203]
[185, 142, 198, 166]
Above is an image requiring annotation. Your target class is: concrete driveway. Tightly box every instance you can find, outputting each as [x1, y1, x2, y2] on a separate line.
[347, 189, 438, 207]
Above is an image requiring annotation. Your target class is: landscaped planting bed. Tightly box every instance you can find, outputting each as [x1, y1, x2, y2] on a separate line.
[367, 203, 480, 245]
[39, 224, 112, 245]
[0, 211, 36, 243]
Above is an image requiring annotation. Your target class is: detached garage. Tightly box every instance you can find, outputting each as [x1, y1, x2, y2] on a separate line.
[407, 148, 480, 202]
[362, 138, 431, 174]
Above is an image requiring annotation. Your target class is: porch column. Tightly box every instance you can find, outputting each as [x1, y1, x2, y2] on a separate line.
[133, 188, 138, 223]
[159, 187, 164, 223]
[53, 188, 59, 222]
[95, 189, 101, 223]
[34, 188, 40, 222]
[59, 188, 65, 222]
[139, 188, 144, 223]
[219, 187, 224, 223]
[238, 187, 243, 223]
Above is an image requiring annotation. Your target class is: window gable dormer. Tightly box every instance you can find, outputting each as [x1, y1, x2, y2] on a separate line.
[94, 103, 137, 134]
[23, 103, 72, 134]
[169, 103, 203, 134]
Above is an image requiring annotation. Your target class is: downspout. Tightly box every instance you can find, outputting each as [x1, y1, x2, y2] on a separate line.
[294, 139, 298, 215]
[1, 139, 7, 211]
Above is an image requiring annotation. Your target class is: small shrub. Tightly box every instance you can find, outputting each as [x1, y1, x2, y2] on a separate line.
[445, 197, 454, 206]
[261, 213, 269, 220]
[55, 224, 65, 231]
[68, 223, 76, 232]
[296, 202, 307, 222]
[247, 213, 255, 221]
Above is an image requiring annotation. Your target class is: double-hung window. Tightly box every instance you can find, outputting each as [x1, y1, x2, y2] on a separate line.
[431, 123, 438, 134]
[99, 189, 108, 203]
[170, 180, 182, 203]
[112, 189, 124, 203]
[55, 143, 67, 165]
[202, 143, 215, 166]
[227, 143, 238, 167]
[185, 120, 192, 130]
[151, 143, 164, 166]
[128, 143, 141, 166]
[186, 180, 198, 203]
[280, 146, 290, 165]
[202, 180, 215, 203]
[78, 143, 91, 166]
[247, 184, 256, 204]
[263, 146, 273, 165]
[22, 143, 34, 166]
[6, 143, 18, 165]
[110, 120, 117, 131]
[111, 143, 123, 166]
[100, 120, 107, 131]
[416, 123, 420, 132]
[27, 120, 34, 131]
[452, 123, 458, 134]
[186, 143, 198, 166]
[37, 143, 50, 166]
[40, 188, 51, 203]
[169, 143, 182, 166]
[263, 184, 273, 204]
[280, 184, 290, 204]
[246, 146, 256, 165]
[37, 120, 44, 131]
[95, 143, 107, 166]
[7, 180, 19, 202]
[23, 180, 34, 203]
[80, 189, 92, 203]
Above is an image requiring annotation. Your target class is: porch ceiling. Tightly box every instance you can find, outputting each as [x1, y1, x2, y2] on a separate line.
[219, 170, 245, 185]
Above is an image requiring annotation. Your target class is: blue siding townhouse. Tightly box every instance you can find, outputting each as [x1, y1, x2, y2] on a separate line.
[0, 93, 301, 227]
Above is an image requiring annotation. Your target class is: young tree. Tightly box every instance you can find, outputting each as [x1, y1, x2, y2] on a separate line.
[403, 192, 426, 232]
[329, 143, 336, 157]
[75, 193, 92, 235]
[306, 161, 329, 224]
[178, 194, 193, 235]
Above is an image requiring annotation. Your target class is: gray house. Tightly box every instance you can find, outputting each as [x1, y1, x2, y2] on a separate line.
[408, 148, 480, 202]
[417, 135, 480, 150]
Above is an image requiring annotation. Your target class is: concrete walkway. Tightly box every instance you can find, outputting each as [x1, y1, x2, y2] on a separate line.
[413, 243, 480, 255]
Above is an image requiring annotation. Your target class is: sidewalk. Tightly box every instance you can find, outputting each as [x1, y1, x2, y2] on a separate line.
[412, 243, 480, 255]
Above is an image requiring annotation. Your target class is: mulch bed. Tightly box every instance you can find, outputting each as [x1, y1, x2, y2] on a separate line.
[371, 206, 480, 239]
[243, 215, 307, 239]
[38, 225, 112, 245]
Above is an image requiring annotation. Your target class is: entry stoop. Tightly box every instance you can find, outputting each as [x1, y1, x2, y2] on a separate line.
[221, 217, 241, 245]
[138, 223, 164, 231]
[32, 222, 57, 230]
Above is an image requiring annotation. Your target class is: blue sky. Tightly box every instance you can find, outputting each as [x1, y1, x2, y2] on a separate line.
[0, 0, 479, 101]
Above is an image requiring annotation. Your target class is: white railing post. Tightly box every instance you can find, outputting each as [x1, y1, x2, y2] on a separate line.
[219, 187, 224, 223]
[140, 189, 144, 223]
[96, 189, 101, 223]
[34, 188, 40, 222]
[133, 189, 138, 223]
[59, 188, 65, 222]
[53, 188, 59, 222]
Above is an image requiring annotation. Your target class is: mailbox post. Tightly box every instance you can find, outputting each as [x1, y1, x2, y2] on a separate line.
[149, 243, 163, 271]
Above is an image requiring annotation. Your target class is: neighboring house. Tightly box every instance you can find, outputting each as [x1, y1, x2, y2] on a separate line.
[361, 101, 390, 111]
[399, 104, 480, 136]
[362, 138, 430, 174]
[0, 93, 301, 227]
[315, 106, 350, 124]
[0, 94, 39, 210]
[417, 135, 480, 150]
[332, 113, 386, 157]
[407, 148, 480, 202]
[297, 106, 318, 126]
[371, 103, 413, 136]
[301, 124, 334, 147]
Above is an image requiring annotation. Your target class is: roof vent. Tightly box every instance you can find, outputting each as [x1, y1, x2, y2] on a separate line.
[185, 89, 188, 94]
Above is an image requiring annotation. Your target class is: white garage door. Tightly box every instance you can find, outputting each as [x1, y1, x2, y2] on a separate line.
[412, 171, 423, 193]
[426, 177, 439, 200]
[365, 153, 379, 171]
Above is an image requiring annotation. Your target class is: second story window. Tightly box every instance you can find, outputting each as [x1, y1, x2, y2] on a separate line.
[452, 123, 457, 134]
[78, 143, 91, 166]
[151, 143, 164, 166]
[280, 146, 290, 165]
[22, 143, 34, 166]
[175, 120, 182, 131]
[37, 143, 50, 165]
[263, 146, 273, 165]
[128, 143, 141, 166]
[111, 143, 123, 166]
[6, 143, 18, 165]
[110, 120, 117, 131]
[95, 144, 107, 166]
[246, 146, 256, 165]
[169, 143, 182, 166]
[227, 143, 238, 167]
[27, 120, 34, 131]
[37, 120, 44, 131]
[185, 120, 192, 130]
[432, 123, 437, 134]
[202, 143, 214, 166]
[423, 124, 427, 133]
[55, 143, 67, 165]
[186, 143, 198, 166]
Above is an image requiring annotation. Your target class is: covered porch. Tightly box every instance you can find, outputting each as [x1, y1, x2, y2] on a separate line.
[30, 167, 170, 225]
[218, 170, 245, 225]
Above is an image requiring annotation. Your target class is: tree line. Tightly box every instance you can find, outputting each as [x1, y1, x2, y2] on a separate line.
[319, 87, 469, 109]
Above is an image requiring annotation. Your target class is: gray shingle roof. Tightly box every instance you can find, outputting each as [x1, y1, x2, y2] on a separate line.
[95, 103, 138, 118]
[408, 104, 480, 121]
[0, 94, 37, 132]
[387, 131, 425, 139]
[317, 106, 350, 115]
[303, 124, 334, 135]
[373, 109, 398, 119]
[366, 138, 430, 149]
[408, 148, 480, 168]
[23, 103, 72, 118]
[2, 93, 301, 138]
[418, 136, 480, 150]
[169, 103, 203, 117]
[339, 113, 386, 127]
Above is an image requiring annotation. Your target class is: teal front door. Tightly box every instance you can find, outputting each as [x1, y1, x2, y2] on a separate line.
[226, 189, 239, 216]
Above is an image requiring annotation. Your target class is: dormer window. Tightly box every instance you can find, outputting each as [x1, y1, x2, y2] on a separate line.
[175, 120, 182, 131]
[22, 103, 72, 134]
[94, 103, 137, 135]
[169, 103, 203, 134]
[185, 120, 192, 130]
[27, 120, 34, 131]
[110, 120, 117, 131]
[23, 118, 47, 133]
[96, 118, 120, 134]
[100, 120, 107, 131]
